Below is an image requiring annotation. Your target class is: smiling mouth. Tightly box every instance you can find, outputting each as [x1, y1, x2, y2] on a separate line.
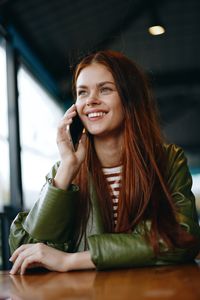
[87, 112, 107, 118]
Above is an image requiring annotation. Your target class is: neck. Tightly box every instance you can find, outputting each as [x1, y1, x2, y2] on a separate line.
[94, 135, 123, 168]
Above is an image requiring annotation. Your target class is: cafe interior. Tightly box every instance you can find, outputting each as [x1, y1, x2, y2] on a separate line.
[0, 0, 200, 298]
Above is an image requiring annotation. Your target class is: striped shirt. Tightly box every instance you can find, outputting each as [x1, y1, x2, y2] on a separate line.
[102, 165, 122, 227]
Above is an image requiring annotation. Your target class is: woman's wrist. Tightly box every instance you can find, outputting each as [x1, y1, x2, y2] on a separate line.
[66, 251, 96, 271]
[54, 161, 75, 190]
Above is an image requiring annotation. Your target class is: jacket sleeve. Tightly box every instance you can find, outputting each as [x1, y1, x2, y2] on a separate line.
[9, 162, 79, 254]
[87, 144, 200, 270]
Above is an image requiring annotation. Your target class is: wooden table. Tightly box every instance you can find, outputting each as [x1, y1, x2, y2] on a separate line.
[1, 261, 200, 300]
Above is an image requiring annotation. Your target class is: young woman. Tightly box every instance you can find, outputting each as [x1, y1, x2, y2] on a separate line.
[9, 50, 200, 274]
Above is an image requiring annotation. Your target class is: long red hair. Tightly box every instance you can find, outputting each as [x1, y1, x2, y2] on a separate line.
[71, 50, 196, 252]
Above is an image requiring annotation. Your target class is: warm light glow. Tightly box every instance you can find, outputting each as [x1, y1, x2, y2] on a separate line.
[148, 25, 165, 35]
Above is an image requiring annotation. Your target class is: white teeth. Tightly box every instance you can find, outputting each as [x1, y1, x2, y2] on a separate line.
[88, 112, 106, 118]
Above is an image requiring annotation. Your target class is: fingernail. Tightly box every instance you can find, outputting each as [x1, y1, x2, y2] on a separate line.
[9, 257, 13, 262]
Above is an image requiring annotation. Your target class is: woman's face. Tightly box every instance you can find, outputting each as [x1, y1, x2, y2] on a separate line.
[75, 63, 124, 138]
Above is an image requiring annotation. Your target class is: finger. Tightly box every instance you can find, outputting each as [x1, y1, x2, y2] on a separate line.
[10, 244, 32, 262]
[63, 104, 76, 117]
[57, 118, 72, 133]
[57, 114, 75, 138]
[57, 125, 73, 147]
[57, 119, 72, 141]
[10, 255, 25, 274]
[10, 245, 36, 274]
[62, 110, 76, 121]
[58, 117, 73, 131]
[20, 256, 39, 275]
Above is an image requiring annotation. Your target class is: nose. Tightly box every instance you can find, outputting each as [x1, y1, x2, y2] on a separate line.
[86, 91, 101, 106]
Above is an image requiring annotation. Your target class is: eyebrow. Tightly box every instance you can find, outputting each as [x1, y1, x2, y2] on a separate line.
[76, 81, 115, 89]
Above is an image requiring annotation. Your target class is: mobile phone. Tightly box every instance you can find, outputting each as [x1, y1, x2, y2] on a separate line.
[68, 114, 84, 151]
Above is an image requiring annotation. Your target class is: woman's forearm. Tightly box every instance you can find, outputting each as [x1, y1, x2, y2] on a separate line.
[54, 161, 75, 190]
[67, 251, 96, 271]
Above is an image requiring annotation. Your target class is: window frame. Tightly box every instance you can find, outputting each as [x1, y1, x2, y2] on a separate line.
[0, 28, 63, 270]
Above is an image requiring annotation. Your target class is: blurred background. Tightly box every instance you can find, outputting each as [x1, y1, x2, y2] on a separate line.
[0, 0, 200, 269]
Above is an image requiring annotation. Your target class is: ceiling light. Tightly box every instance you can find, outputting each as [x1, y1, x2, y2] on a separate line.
[148, 3, 166, 36]
[148, 25, 165, 35]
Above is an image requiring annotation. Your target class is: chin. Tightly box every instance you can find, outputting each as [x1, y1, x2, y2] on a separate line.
[86, 125, 104, 135]
[86, 127, 106, 136]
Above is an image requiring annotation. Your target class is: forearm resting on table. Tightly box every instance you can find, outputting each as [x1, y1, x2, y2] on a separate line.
[68, 251, 96, 271]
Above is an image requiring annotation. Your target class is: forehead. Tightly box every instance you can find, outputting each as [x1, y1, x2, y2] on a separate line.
[76, 63, 114, 87]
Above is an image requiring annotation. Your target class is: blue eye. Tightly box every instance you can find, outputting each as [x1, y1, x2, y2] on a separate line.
[77, 90, 87, 96]
[100, 87, 112, 94]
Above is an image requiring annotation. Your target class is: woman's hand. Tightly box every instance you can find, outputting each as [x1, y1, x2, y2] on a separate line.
[54, 104, 86, 190]
[57, 104, 86, 163]
[9, 243, 72, 275]
[9, 243, 95, 275]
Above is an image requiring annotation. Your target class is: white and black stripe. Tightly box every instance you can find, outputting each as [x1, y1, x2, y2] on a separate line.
[102, 165, 122, 227]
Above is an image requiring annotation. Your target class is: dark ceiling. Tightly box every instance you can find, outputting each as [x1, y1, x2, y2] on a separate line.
[0, 0, 200, 160]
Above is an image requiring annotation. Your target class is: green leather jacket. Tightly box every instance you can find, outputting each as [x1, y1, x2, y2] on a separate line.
[9, 144, 200, 270]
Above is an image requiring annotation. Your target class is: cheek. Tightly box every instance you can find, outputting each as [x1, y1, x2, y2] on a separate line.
[115, 104, 125, 123]
[75, 101, 87, 125]
[75, 101, 84, 114]
[114, 98, 124, 115]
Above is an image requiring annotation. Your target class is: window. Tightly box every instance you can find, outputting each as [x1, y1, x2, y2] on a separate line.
[18, 66, 63, 209]
[191, 170, 200, 219]
[0, 38, 10, 268]
[0, 40, 10, 210]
